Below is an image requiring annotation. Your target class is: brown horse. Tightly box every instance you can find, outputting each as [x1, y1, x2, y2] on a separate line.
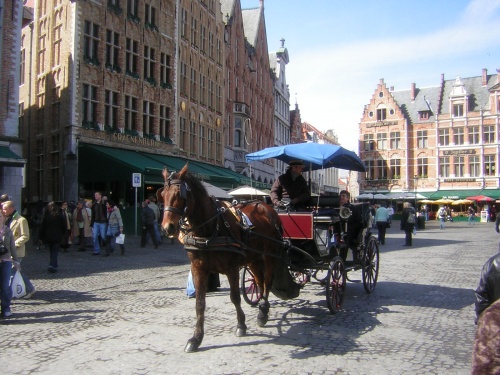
[157, 164, 283, 352]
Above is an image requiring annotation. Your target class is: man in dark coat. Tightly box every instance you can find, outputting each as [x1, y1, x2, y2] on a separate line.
[269, 160, 311, 211]
[141, 201, 159, 248]
[474, 251, 500, 321]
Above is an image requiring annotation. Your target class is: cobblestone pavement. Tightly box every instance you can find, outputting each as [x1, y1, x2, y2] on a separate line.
[1, 220, 497, 375]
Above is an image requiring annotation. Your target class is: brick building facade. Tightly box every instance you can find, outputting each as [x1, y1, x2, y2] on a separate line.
[359, 69, 500, 200]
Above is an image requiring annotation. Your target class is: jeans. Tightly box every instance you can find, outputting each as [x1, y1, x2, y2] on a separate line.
[0, 261, 13, 314]
[93, 222, 107, 253]
[106, 225, 124, 252]
[48, 242, 60, 269]
[16, 258, 35, 294]
[468, 215, 475, 225]
[439, 218, 446, 229]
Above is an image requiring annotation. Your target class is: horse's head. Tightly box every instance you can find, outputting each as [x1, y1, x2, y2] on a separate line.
[158, 164, 192, 238]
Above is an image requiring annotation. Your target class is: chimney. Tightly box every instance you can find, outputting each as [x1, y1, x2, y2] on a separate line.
[482, 68, 488, 86]
[411, 83, 416, 101]
[390, 86, 394, 92]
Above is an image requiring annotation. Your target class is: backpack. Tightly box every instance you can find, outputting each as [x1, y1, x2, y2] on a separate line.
[407, 212, 416, 224]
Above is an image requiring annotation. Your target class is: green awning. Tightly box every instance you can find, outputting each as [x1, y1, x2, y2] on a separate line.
[478, 189, 500, 199]
[429, 189, 483, 200]
[0, 146, 25, 166]
[79, 144, 261, 189]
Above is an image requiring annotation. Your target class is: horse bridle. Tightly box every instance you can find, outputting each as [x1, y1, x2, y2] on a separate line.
[163, 178, 190, 216]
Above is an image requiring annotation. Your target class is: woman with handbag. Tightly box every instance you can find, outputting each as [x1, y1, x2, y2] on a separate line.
[400, 202, 416, 246]
[105, 200, 125, 256]
[0, 210, 19, 317]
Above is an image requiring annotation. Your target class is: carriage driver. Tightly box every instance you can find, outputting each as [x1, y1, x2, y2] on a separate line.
[270, 160, 311, 211]
[338, 190, 364, 262]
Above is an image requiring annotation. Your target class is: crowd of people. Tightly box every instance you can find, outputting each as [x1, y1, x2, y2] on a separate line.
[0, 192, 167, 318]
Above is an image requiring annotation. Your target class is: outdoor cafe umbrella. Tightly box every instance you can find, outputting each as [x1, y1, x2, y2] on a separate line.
[434, 198, 455, 205]
[465, 195, 495, 202]
[451, 199, 474, 205]
[228, 185, 269, 197]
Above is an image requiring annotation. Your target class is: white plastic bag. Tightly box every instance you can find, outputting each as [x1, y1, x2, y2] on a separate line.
[116, 234, 125, 244]
[11, 270, 27, 298]
[186, 270, 196, 298]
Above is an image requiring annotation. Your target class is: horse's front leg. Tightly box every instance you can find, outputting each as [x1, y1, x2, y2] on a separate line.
[256, 257, 273, 327]
[227, 267, 247, 337]
[185, 267, 208, 353]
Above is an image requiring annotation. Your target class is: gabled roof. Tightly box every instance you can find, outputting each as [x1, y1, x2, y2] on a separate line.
[439, 75, 495, 114]
[220, 0, 236, 22]
[392, 85, 440, 124]
[241, 7, 261, 47]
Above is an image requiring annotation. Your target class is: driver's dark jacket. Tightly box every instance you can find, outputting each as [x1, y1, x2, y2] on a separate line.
[342, 203, 364, 248]
[270, 169, 310, 209]
[475, 252, 500, 320]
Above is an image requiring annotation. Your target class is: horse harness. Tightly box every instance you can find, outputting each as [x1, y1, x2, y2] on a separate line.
[163, 177, 259, 256]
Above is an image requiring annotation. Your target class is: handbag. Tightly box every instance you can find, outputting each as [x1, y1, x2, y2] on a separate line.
[115, 234, 125, 244]
[11, 269, 27, 298]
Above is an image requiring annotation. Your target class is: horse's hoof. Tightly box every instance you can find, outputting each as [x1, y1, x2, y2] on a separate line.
[184, 340, 200, 353]
[257, 315, 268, 327]
[235, 325, 247, 337]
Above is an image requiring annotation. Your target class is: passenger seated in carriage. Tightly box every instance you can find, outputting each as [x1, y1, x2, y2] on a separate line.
[270, 160, 311, 211]
[338, 190, 367, 263]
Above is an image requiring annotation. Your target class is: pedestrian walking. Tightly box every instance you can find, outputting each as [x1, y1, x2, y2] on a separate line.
[437, 205, 447, 230]
[105, 200, 125, 256]
[72, 200, 92, 251]
[141, 201, 159, 249]
[91, 191, 108, 256]
[0, 210, 18, 317]
[468, 206, 476, 225]
[400, 202, 416, 246]
[39, 201, 67, 273]
[2, 200, 36, 298]
[374, 201, 390, 245]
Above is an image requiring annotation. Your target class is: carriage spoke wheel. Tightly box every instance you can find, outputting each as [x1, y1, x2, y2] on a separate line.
[362, 235, 380, 294]
[326, 256, 346, 314]
[240, 266, 261, 306]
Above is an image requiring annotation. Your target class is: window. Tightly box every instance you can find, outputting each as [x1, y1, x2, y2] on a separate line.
[376, 159, 388, 179]
[376, 133, 387, 150]
[417, 158, 428, 178]
[143, 46, 156, 82]
[439, 157, 450, 177]
[419, 111, 430, 120]
[104, 90, 119, 128]
[38, 20, 47, 73]
[190, 67, 197, 100]
[20, 37, 25, 85]
[53, 10, 63, 67]
[469, 126, 480, 144]
[454, 156, 464, 177]
[145, 3, 156, 29]
[160, 53, 171, 87]
[234, 117, 242, 148]
[82, 84, 98, 125]
[106, 30, 120, 71]
[143, 101, 154, 135]
[190, 16, 198, 47]
[417, 130, 428, 148]
[200, 25, 206, 54]
[199, 73, 206, 106]
[208, 128, 214, 160]
[126, 38, 139, 75]
[484, 125, 495, 144]
[216, 84, 222, 113]
[208, 79, 214, 108]
[159, 105, 170, 141]
[124, 95, 138, 131]
[189, 120, 197, 156]
[84, 21, 99, 63]
[179, 117, 187, 150]
[453, 127, 464, 145]
[469, 155, 480, 177]
[439, 128, 449, 146]
[390, 158, 401, 179]
[127, 0, 138, 17]
[485, 155, 496, 176]
[180, 62, 188, 96]
[209, 31, 215, 59]
[453, 103, 464, 117]
[377, 108, 386, 121]
[365, 160, 375, 180]
[180, 8, 187, 39]
[364, 134, 374, 151]
[390, 132, 400, 149]
[199, 125, 205, 158]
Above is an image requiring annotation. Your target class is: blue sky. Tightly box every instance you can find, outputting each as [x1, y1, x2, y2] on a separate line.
[240, 0, 500, 153]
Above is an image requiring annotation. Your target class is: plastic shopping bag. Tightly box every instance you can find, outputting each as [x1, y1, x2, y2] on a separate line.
[186, 270, 196, 298]
[115, 234, 125, 244]
[11, 270, 27, 298]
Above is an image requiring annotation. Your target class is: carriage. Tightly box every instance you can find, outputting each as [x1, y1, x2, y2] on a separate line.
[240, 196, 379, 314]
[159, 143, 377, 352]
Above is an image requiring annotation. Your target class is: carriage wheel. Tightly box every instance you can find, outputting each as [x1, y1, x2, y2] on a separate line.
[325, 256, 346, 314]
[362, 235, 380, 294]
[240, 266, 261, 306]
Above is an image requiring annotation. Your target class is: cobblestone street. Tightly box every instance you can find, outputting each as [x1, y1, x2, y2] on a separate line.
[1, 219, 496, 374]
